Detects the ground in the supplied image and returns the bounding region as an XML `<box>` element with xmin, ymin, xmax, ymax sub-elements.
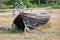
<box><xmin>0</xmin><ymin>9</ymin><xmax>60</xmax><ymax>40</ymax></box>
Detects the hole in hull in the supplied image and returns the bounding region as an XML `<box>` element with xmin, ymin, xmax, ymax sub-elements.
<box><xmin>13</xmin><ymin>14</ymin><xmax>25</xmax><ymax>31</ymax></box>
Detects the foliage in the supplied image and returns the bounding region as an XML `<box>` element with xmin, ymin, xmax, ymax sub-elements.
<box><xmin>0</xmin><ymin>0</ymin><xmax>60</xmax><ymax>9</ymax></box>
<box><xmin>52</xmin><ymin>5</ymin><xmax>60</xmax><ymax>9</ymax></box>
<box><xmin>1</xmin><ymin>4</ymin><xmax>13</xmax><ymax>9</ymax></box>
<box><xmin>9</xmin><ymin>26</ymin><xmax>23</xmax><ymax>33</ymax></box>
<box><xmin>38</xmin><ymin>4</ymin><xmax>48</xmax><ymax>8</ymax></box>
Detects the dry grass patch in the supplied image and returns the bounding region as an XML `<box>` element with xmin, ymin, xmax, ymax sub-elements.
<box><xmin>0</xmin><ymin>10</ymin><xmax>60</xmax><ymax>40</ymax></box>
<box><xmin>0</xmin><ymin>16</ymin><xmax>15</xmax><ymax>28</ymax></box>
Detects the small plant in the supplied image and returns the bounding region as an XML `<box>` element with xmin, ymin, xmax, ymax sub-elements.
<box><xmin>9</xmin><ymin>26</ymin><xmax>24</xmax><ymax>33</ymax></box>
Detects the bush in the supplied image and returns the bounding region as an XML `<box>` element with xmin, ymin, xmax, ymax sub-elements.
<box><xmin>52</xmin><ymin>5</ymin><xmax>60</xmax><ymax>9</ymax></box>
<box><xmin>49</xmin><ymin>3</ymin><xmax>55</xmax><ymax>6</ymax></box>
<box><xmin>25</xmin><ymin>2</ymin><xmax>34</xmax><ymax>8</ymax></box>
<box><xmin>38</xmin><ymin>4</ymin><xmax>48</xmax><ymax>8</ymax></box>
<box><xmin>1</xmin><ymin>4</ymin><xmax>13</xmax><ymax>9</ymax></box>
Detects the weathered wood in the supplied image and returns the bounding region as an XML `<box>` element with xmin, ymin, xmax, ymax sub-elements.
<box><xmin>13</xmin><ymin>12</ymin><xmax>50</xmax><ymax>32</ymax></box>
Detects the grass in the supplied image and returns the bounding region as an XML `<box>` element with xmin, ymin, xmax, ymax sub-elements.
<box><xmin>0</xmin><ymin>9</ymin><xmax>60</xmax><ymax>40</ymax></box>
<box><xmin>0</xmin><ymin>15</ymin><xmax>15</xmax><ymax>28</ymax></box>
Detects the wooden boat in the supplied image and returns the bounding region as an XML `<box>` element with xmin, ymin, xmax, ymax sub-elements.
<box><xmin>13</xmin><ymin>12</ymin><xmax>51</xmax><ymax>32</ymax></box>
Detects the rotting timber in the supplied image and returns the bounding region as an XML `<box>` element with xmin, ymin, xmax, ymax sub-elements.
<box><xmin>13</xmin><ymin>12</ymin><xmax>51</xmax><ymax>32</ymax></box>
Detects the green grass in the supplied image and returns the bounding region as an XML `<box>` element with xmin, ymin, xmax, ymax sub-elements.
<box><xmin>0</xmin><ymin>28</ymin><xmax>24</xmax><ymax>34</ymax></box>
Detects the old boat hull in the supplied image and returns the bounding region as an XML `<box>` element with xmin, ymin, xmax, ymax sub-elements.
<box><xmin>22</xmin><ymin>12</ymin><xmax>51</xmax><ymax>31</ymax></box>
<box><xmin>13</xmin><ymin>12</ymin><xmax>51</xmax><ymax>32</ymax></box>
